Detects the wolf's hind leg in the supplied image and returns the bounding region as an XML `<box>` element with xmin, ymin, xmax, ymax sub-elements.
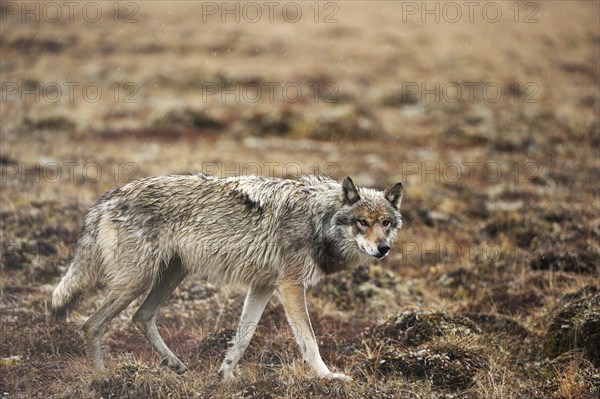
<box><xmin>132</xmin><ymin>256</ymin><xmax>187</xmax><ymax>373</ymax></box>
<box><xmin>83</xmin><ymin>288</ymin><xmax>143</xmax><ymax>370</ymax></box>
<box><xmin>218</xmin><ymin>286</ymin><xmax>275</xmax><ymax>380</ymax></box>
<box><xmin>277</xmin><ymin>280</ymin><xmax>350</xmax><ymax>381</ymax></box>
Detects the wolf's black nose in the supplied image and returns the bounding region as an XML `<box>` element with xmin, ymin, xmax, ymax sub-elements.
<box><xmin>378</xmin><ymin>243</ymin><xmax>390</xmax><ymax>255</ymax></box>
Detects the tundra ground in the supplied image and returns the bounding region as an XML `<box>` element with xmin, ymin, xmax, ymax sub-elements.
<box><xmin>1</xmin><ymin>2</ymin><xmax>599</xmax><ymax>398</ymax></box>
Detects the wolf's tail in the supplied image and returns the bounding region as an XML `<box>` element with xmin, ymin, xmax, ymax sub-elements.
<box><xmin>51</xmin><ymin>251</ymin><xmax>98</xmax><ymax>321</ymax></box>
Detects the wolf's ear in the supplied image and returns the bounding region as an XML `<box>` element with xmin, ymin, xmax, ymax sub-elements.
<box><xmin>385</xmin><ymin>182</ymin><xmax>403</xmax><ymax>210</ymax></box>
<box><xmin>342</xmin><ymin>176</ymin><xmax>360</xmax><ymax>205</ymax></box>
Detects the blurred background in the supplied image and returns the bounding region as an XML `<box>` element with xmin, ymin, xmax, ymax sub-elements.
<box><xmin>1</xmin><ymin>1</ymin><xmax>599</xmax><ymax>398</ymax></box>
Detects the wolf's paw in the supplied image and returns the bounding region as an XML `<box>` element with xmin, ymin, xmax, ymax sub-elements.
<box><xmin>161</xmin><ymin>357</ymin><xmax>188</xmax><ymax>374</ymax></box>
<box><xmin>217</xmin><ymin>366</ymin><xmax>236</xmax><ymax>381</ymax></box>
<box><xmin>323</xmin><ymin>372</ymin><xmax>352</xmax><ymax>381</ymax></box>
<box><xmin>172</xmin><ymin>363</ymin><xmax>188</xmax><ymax>374</ymax></box>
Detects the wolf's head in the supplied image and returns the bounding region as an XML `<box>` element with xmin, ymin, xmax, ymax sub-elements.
<box><xmin>333</xmin><ymin>176</ymin><xmax>403</xmax><ymax>260</ymax></box>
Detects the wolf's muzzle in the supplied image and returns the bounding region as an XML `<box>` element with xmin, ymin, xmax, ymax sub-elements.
<box><xmin>374</xmin><ymin>242</ymin><xmax>390</xmax><ymax>258</ymax></box>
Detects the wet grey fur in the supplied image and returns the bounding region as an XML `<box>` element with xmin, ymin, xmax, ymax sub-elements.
<box><xmin>52</xmin><ymin>174</ymin><xmax>403</xmax><ymax>380</ymax></box>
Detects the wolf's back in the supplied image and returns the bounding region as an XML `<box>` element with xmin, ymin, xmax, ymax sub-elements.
<box><xmin>51</xmin><ymin>174</ymin><xmax>335</xmax><ymax>319</ymax></box>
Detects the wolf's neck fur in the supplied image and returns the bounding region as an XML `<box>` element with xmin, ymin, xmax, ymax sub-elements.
<box><xmin>315</xmin><ymin>233</ymin><xmax>360</xmax><ymax>275</ymax></box>
<box><xmin>309</xmin><ymin>191</ymin><xmax>363</xmax><ymax>277</ymax></box>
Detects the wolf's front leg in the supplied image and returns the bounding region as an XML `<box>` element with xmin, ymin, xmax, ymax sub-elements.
<box><xmin>277</xmin><ymin>280</ymin><xmax>351</xmax><ymax>381</ymax></box>
<box><xmin>218</xmin><ymin>286</ymin><xmax>275</xmax><ymax>380</ymax></box>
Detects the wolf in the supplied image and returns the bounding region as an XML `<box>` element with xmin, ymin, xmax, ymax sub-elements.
<box><xmin>52</xmin><ymin>174</ymin><xmax>403</xmax><ymax>380</ymax></box>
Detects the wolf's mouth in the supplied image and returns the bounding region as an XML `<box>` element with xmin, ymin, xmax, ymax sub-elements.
<box><xmin>373</xmin><ymin>253</ymin><xmax>388</xmax><ymax>259</ymax></box>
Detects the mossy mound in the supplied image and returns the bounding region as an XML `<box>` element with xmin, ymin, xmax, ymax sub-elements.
<box><xmin>240</xmin><ymin>108</ymin><xmax>296</xmax><ymax>137</ymax></box>
<box><xmin>533</xmin><ymin>355</ymin><xmax>600</xmax><ymax>398</ymax></box>
<box><xmin>152</xmin><ymin>108</ymin><xmax>226</xmax><ymax>131</ymax></box>
<box><xmin>531</xmin><ymin>248</ymin><xmax>599</xmax><ymax>274</ymax></box>
<box><xmin>0</xmin><ymin>201</ymin><xmax>85</xmax><ymax>282</ymax></box>
<box><xmin>294</xmin><ymin>105</ymin><xmax>383</xmax><ymax>141</ymax></box>
<box><xmin>463</xmin><ymin>312</ymin><xmax>531</xmax><ymax>338</ymax></box>
<box><xmin>482</xmin><ymin>213</ymin><xmax>550</xmax><ymax>249</ymax></box>
<box><xmin>312</xmin><ymin>264</ymin><xmax>402</xmax><ymax>312</ymax></box>
<box><xmin>89</xmin><ymin>363</ymin><xmax>181</xmax><ymax>399</ymax></box>
<box><xmin>23</xmin><ymin>115</ymin><xmax>76</xmax><ymax>132</ymax></box>
<box><xmin>366</xmin><ymin>311</ymin><xmax>480</xmax><ymax>347</ymax></box>
<box><xmin>436</xmin><ymin>267</ymin><xmax>486</xmax><ymax>301</ymax></box>
<box><xmin>377</xmin><ymin>343</ymin><xmax>487</xmax><ymax>391</ymax></box>
<box><xmin>544</xmin><ymin>285</ymin><xmax>600</xmax><ymax>367</ymax></box>
<box><xmin>192</xmin><ymin>328</ymin><xmax>235</xmax><ymax>362</ymax></box>
<box><xmin>356</xmin><ymin>311</ymin><xmax>488</xmax><ymax>392</ymax></box>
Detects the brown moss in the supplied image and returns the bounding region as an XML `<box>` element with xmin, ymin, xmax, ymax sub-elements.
<box><xmin>471</xmin><ymin>283</ymin><xmax>544</xmax><ymax>315</ymax></box>
<box><xmin>544</xmin><ymin>286</ymin><xmax>600</xmax><ymax>367</ymax></box>
<box><xmin>463</xmin><ymin>313</ymin><xmax>530</xmax><ymax>339</ymax></box>
<box><xmin>238</xmin><ymin>108</ymin><xmax>296</xmax><ymax>137</ymax></box>
<box><xmin>376</xmin><ymin>344</ymin><xmax>488</xmax><ymax>391</ymax></box>
<box><xmin>153</xmin><ymin>108</ymin><xmax>227</xmax><ymax>131</ymax></box>
<box><xmin>435</xmin><ymin>267</ymin><xmax>490</xmax><ymax>301</ymax></box>
<box><xmin>482</xmin><ymin>214</ymin><xmax>551</xmax><ymax>250</ymax></box>
<box><xmin>1</xmin><ymin>2</ymin><xmax>599</xmax><ymax>398</ymax></box>
<box><xmin>293</xmin><ymin>105</ymin><xmax>383</xmax><ymax>141</ymax></box>
<box><xmin>354</xmin><ymin>311</ymin><xmax>489</xmax><ymax>391</ymax></box>
<box><xmin>531</xmin><ymin>249</ymin><xmax>599</xmax><ymax>274</ymax></box>
<box><xmin>23</xmin><ymin>115</ymin><xmax>77</xmax><ymax>132</ymax></box>
<box><xmin>88</xmin><ymin>363</ymin><xmax>182</xmax><ymax>399</ymax></box>
<box><xmin>311</xmin><ymin>264</ymin><xmax>402</xmax><ymax>312</ymax></box>
<box><xmin>365</xmin><ymin>311</ymin><xmax>480</xmax><ymax>347</ymax></box>
<box><xmin>192</xmin><ymin>328</ymin><xmax>235</xmax><ymax>363</ymax></box>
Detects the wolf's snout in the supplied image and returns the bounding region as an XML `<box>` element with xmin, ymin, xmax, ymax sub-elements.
<box><xmin>377</xmin><ymin>243</ymin><xmax>390</xmax><ymax>256</ymax></box>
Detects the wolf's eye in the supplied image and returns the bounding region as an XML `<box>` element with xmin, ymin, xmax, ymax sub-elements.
<box><xmin>358</xmin><ymin>219</ymin><xmax>369</xmax><ymax>227</ymax></box>
<box><xmin>382</xmin><ymin>220</ymin><xmax>390</xmax><ymax>227</ymax></box>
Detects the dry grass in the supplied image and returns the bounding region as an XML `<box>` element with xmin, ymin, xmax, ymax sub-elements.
<box><xmin>1</xmin><ymin>1</ymin><xmax>599</xmax><ymax>398</ymax></box>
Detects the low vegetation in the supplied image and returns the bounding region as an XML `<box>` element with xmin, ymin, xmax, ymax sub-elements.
<box><xmin>1</xmin><ymin>2</ymin><xmax>598</xmax><ymax>398</ymax></box>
